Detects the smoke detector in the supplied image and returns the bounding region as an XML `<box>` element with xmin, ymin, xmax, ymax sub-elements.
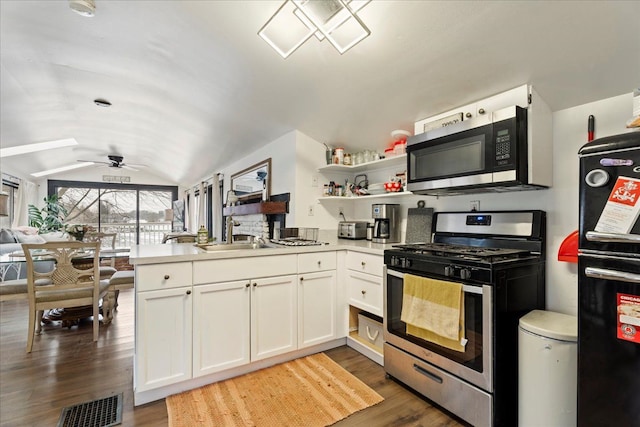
<box><xmin>69</xmin><ymin>0</ymin><xmax>96</xmax><ymax>17</ymax></box>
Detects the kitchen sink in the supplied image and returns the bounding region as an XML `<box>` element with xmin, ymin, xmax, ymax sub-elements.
<box><xmin>196</xmin><ymin>242</ymin><xmax>269</xmax><ymax>252</ymax></box>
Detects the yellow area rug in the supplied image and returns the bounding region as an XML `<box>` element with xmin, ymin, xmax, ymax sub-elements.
<box><xmin>166</xmin><ymin>352</ymin><xmax>384</xmax><ymax>426</ymax></box>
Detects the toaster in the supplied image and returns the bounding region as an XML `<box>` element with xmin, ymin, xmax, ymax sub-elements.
<box><xmin>338</xmin><ymin>221</ymin><xmax>368</xmax><ymax>240</ymax></box>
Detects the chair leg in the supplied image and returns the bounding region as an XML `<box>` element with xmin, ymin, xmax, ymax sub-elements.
<box><xmin>93</xmin><ymin>302</ymin><xmax>99</xmax><ymax>342</ymax></box>
<box><xmin>114</xmin><ymin>289</ymin><xmax>120</xmax><ymax>308</ymax></box>
<box><xmin>35</xmin><ymin>310</ymin><xmax>43</xmax><ymax>335</ymax></box>
<box><xmin>26</xmin><ymin>308</ymin><xmax>36</xmax><ymax>353</ymax></box>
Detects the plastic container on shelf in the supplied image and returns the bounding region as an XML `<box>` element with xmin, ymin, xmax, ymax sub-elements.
<box><xmin>394</xmin><ymin>140</ymin><xmax>407</xmax><ymax>155</ymax></box>
<box><xmin>384</xmin><ymin>147</ymin><xmax>395</xmax><ymax>158</ymax></box>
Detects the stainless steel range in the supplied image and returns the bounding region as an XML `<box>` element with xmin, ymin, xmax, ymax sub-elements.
<box><xmin>383</xmin><ymin>210</ymin><xmax>546</xmax><ymax>427</ymax></box>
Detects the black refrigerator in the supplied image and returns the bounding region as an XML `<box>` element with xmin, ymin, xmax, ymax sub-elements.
<box><xmin>578</xmin><ymin>132</ymin><xmax>640</xmax><ymax>426</ymax></box>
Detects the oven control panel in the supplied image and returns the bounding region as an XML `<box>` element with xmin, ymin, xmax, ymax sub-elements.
<box><xmin>445</xmin><ymin>264</ymin><xmax>473</xmax><ymax>280</ymax></box>
<box><xmin>386</xmin><ymin>253</ymin><xmax>492</xmax><ymax>284</ymax></box>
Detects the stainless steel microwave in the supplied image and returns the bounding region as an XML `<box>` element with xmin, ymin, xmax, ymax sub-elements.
<box><xmin>407</xmin><ymin>105</ymin><xmax>551</xmax><ymax>195</ymax></box>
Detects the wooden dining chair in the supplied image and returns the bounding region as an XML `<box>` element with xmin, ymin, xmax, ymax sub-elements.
<box><xmin>84</xmin><ymin>232</ymin><xmax>118</xmax><ymax>279</ymax></box>
<box><xmin>22</xmin><ymin>241</ymin><xmax>112</xmax><ymax>353</ymax></box>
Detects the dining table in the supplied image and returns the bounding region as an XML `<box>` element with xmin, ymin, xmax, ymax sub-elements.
<box><xmin>1</xmin><ymin>248</ymin><xmax>131</xmax><ymax>327</ymax></box>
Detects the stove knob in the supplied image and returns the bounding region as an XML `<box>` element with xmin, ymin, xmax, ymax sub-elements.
<box><xmin>401</xmin><ymin>258</ymin><xmax>411</xmax><ymax>268</ymax></box>
<box><xmin>444</xmin><ymin>266</ymin><xmax>453</xmax><ymax>277</ymax></box>
<box><xmin>460</xmin><ymin>268</ymin><xmax>471</xmax><ymax>280</ymax></box>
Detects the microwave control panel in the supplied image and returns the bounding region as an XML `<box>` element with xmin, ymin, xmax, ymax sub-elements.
<box><xmin>495</xmin><ymin>128</ymin><xmax>511</xmax><ymax>164</ymax></box>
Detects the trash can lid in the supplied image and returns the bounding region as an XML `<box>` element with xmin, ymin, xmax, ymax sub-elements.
<box><xmin>519</xmin><ymin>310</ymin><xmax>577</xmax><ymax>342</ymax></box>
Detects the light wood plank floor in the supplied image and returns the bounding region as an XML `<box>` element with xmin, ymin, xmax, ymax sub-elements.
<box><xmin>0</xmin><ymin>290</ymin><xmax>466</xmax><ymax>426</ymax></box>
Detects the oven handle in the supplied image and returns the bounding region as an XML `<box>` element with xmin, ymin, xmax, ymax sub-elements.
<box><xmin>386</xmin><ymin>268</ymin><xmax>483</xmax><ymax>294</ymax></box>
<box><xmin>585</xmin><ymin>267</ymin><xmax>640</xmax><ymax>284</ymax></box>
<box><xmin>413</xmin><ymin>364</ymin><xmax>443</xmax><ymax>384</ymax></box>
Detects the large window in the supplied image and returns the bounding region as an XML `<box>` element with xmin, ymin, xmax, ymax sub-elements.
<box><xmin>49</xmin><ymin>180</ymin><xmax>178</xmax><ymax>247</ymax></box>
<box><xmin>1</xmin><ymin>178</ymin><xmax>18</xmax><ymax>229</ymax></box>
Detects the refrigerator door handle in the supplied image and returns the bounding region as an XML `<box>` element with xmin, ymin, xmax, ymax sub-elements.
<box><xmin>586</xmin><ymin>231</ymin><xmax>640</xmax><ymax>243</ymax></box>
<box><xmin>585</xmin><ymin>266</ymin><xmax>640</xmax><ymax>284</ymax></box>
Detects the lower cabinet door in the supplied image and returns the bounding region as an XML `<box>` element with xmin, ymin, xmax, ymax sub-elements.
<box><xmin>298</xmin><ymin>270</ymin><xmax>337</xmax><ymax>348</ymax></box>
<box><xmin>251</xmin><ymin>275</ymin><xmax>298</xmax><ymax>361</ymax></box>
<box><xmin>193</xmin><ymin>280</ymin><xmax>251</xmax><ymax>377</ymax></box>
<box><xmin>135</xmin><ymin>286</ymin><xmax>192</xmax><ymax>392</ymax></box>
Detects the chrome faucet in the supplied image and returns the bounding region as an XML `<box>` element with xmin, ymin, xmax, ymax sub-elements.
<box><xmin>225</xmin><ymin>216</ymin><xmax>241</xmax><ymax>244</ymax></box>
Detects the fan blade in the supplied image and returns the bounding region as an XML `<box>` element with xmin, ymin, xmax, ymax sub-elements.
<box><xmin>77</xmin><ymin>159</ymin><xmax>108</xmax><ymax>165</ymax></box>
<box><xmin>125</xmin><ymin>163</ymin><xmax>147</xmax><ymax>168</ymax></box>
<box><xmin>121</xmin><ymin>165</ymin><xmax>139</xmax><ymax>172</ymax></box>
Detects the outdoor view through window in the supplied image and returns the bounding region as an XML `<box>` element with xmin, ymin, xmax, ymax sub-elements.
<box><xmin>57</xmin><ymin>186</ymin><xmax>174</xmax><ymax>247</ymax></box>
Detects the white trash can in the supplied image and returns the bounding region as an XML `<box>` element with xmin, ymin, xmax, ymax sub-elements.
<box><xmin>518</xmin><ymin>310</ymin><xmax>577</xmax><ymax>427</ymax></box>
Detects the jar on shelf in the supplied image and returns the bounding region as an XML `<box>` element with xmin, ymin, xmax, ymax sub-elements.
<box><xmin>343</xmin><ymin>153</ymin><xmax>352</xmax><ymax>166</ymax></box>
<box><xmin>197</xmin><ymin>225</ymin><xmax>208</xmax><ymax>244</ymax></box>
<box><xmin>333</xmin><ymin>148</ymin><xmax>344</xmax><ymax>164</ymax></box>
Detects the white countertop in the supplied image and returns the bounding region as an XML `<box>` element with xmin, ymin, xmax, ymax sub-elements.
<box><xmin>129</xmin><ymin>237</ymin><xmax>398</xmax><ymax>265</ymax></box>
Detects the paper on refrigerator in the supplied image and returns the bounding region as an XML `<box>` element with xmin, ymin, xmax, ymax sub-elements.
<box><xmin>595</xmin><ymin>176</ymin><xmax>640</xmax><ymax>234</ymax></box>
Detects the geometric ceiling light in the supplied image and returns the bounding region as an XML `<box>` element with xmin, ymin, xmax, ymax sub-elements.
<box><xmin>69</xmin><ymin>0</ymin><xmax>96</xmax><ymax>17</ymax></box>
<box><xmin>259</xmin><ymin>0</ymin><xmax>370</xmax><ymax>58</ymax></box>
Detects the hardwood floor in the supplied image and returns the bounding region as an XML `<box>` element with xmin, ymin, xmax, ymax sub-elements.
<box><xmin>0</xmin><ymin>291</ymin><xmax>466</xmax><ymax>427</ymax></box>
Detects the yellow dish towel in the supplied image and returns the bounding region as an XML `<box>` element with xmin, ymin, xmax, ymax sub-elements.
<box><xmin>400</xmin><ymin>274</ymin><xmax>466</xmax><ymax>352</ymax></box>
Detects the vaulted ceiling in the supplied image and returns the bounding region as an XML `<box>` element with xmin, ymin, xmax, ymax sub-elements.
<box><xmin>1</xmin><ymin>1</ymin><xmax>639</xmax><ymax>186</ymax></box>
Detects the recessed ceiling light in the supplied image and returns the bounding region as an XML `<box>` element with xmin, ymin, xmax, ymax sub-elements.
<box><xmin>31</xmin><ymin>162</ymin><xmax>94</xmax><ymax>178</ymax></box>
<box><xmin>69</xmin><ymin>0</ymin><xmax>96</xmax><ymax>17</ymax></box>
<box><xmin>94</xmin><ymin>98</ymin><xmax>111</xmax><ymax>107</ymax></box>
<box><xmin>0</xmin><ymin>138</ymin><xmax>78</xmax><ymax>158</ymax></box>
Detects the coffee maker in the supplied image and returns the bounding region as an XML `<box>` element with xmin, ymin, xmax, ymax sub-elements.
<box><xmin>372</xmin><ymin>204</ymin><xmax>401</xmax><ymax>243</ymax></box>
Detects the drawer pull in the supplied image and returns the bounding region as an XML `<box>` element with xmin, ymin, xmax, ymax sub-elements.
<box><xmin>361</xmin><ymin>261</ymin><xmax>366</xmax><ymax>267</ymax></box>
<box><xmin>413</xmin><ymin>364</ymin><xmax>443</xmax><ymax>384</ymax></box>
<box><xmin>317</xmin><ymin>261</ymin><xmax>321</xmax><ymax>267</ymax></box>
<box><xmin>186</xmin><ymin>290</ymin><xmax>191</xmax><ymax>295</ymax></box>
<box><xmin>361</xmin><ymin>290</ymin><xmax>366</xmax><ymax>295</ymax></box>
<box><xmin>300</xmin><ymin>277</ymin><xmax>304</xmax><ymax>282</ymax></box>
<box><xmin>366</xmin><ymin>326</ymin><xmax>379</xmax><ymax>342</ymax></box>
<box><xmin>164</xmin><ymin>275</ymin><xmax>170</xmax><ymax>280</ymax></box>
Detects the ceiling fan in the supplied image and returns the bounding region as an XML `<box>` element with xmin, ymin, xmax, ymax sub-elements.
<box><xmin>78</xmin><ymin>155</ymin><xmax>147</xmax><ymax>171</ymax></box>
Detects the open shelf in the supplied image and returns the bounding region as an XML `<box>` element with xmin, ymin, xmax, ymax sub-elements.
<box><xmin>222</xmin><ymin>201</ymin><xmax>287</xmax><ymax>216</ymax></box>
<box><xmin>318</xmin><ymin>154</ymin><xmax>406</xmax><ymax>173</ymax></box>
<box><xmin>318</xmin><ymin>191</ymin><xmax>412</xmax><ymax>201</ymax></box>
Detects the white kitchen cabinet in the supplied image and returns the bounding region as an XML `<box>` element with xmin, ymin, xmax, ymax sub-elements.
<box><xmin>414</xmin><ymin>84</ymin><xmax>530</xmax><ymax>134</ymax></box>
<box><xmin>135</xmin><ymin>263</ymin><xmax>193</xmax><ymax>393</ymax></box>
<box><xmin>193</xmin><ymin>280</ymin><xmax>250</xmax><ymax>377</ymax></box>
<box><xmin>344</xmin><ymin>250</ymin><xmax>384</xmax><ymax>365</ymax></box>
<box><xmin>297</xmin><ymin>252</ymin><xmax>338</xmax><ymax>349</ymax></box>
<box><xmin>251</xmin><ymin>274</ymin><xmax>298</xmax><ymax>361</ymax></box>
<box><xmin>135</xmin><ymin>286</ymin><xmax>192</xmax><ymax>392</ymax></box>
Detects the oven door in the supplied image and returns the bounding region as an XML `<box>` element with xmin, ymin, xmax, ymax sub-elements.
<box><xmin>383</xmin><ymin>267</ymin><xmax>493</xmax><ymax>392</ymax></box>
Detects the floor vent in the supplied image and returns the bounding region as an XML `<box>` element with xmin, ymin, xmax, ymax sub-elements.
<box><xmin>57</xmin><ymin>393</ymin><xmax>123</xmax><ymax>427</ymax></box>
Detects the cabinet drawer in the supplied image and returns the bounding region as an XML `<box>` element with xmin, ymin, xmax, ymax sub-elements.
<box><xmin>347</xmin><ymin>270</ymin><xmax>382</xmax><ymax>316</ymax></box>
<box><xmin>346</xmin><ymin>251</ymin><xmax>383</xmax><ymax>277</ymax></box>
<box><xmin>297</xmin><ymin>252</ymin><xmax>336</xmax><ymax>273</ymax></box>
<box><xmin>193</xmin><ymin>254</ymin><xmax>297</xmax><ymax>284</ymax></box>
<box><xmin>136</xmin><ymin>262</ymin><xmax>192</xmax><ymax>292</ymax></box>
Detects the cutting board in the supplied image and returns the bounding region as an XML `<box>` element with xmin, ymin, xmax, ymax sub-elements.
<box><xmin>405</xmin><ymin>207</ymin><xmax>434</xmax><ymax>244</ymax></box>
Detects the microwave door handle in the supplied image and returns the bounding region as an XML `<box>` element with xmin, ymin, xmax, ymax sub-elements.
<box><xmin>586</xmin><ymin>231</ymin><xmax>640</xmax><ymax>244</ymax></box>
<box><xmin>585</xmin><ymin>267</ymin><xmax>640</xmax><ymax>284</ymax></box>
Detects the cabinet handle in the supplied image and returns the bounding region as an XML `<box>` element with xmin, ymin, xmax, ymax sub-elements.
<box><xmin>465</xmin><ymin>112</ymin><xmax>472</xmax><ymax>118</ymax></box>
<box><xmin>300</xmin><ymin>277</ymin><xmax>304</xmax><ymax>282</ymax></box>
<box><xmin>361</xmin><ymin>290</ymin><xmax>366</xmax><ymax>295</ymax></box>
<box><xmin>253</xmin><ymin>282</ymin><xmax>257</xmax><ymax>287</ymax></box>
<box><xmin>186</xmin><ymin>290</ymin><xmax>191</xmax><ymax>295</ymax></box>
<box><xmin>317</xmin><ymin>261</ymin><xmax>321</xmax><ymax>267</ymax></box>
<box><xmin>245</xmin><ymin>283</ymin><xmax>250</xmax><ymax>288</ymax></box>
<box><xmin>361</xmin><ymin>261</ymin><xmax>366</xmax><ymax>267</ymax></box>
<box><xmin>478</xmin><ymin>108</ymin><xmax>485</xmax><ymax>114</ymax></box>
<box><xmin>164</xmin><ymin>275</ymin><xmax>170</xmax><ymax>280</ymax></box>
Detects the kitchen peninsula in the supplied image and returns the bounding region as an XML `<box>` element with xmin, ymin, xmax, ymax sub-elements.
<box><xmin>129</xmin><ymin>238</ymin><xmax>391</xmax><ymax>405</ymax></box>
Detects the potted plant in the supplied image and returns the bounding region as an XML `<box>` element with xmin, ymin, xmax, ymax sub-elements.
<box><xmin>28</xmin><ymin>194</ymin><xmax>68</xmax><ymax>233</ymax></box>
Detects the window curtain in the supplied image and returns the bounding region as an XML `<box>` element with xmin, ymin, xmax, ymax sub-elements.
<box><xmin>186</xmin><ymin>191</ymin><xmax>194</xmax><ymax>232</ymax></box>
<box><xmin>197</xmin><ymin>182</ymin><xmax>205</xmax><ymax>229</ymax></box>
<box><xmin>12</xmin><ymin>180</ymin><xmax>38</xmax><ymax>228</ymax></box>
<box><xmin>211</xmin><ymin>174</ymin><xmax>222</xmax><ymax>241</ymax></box>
